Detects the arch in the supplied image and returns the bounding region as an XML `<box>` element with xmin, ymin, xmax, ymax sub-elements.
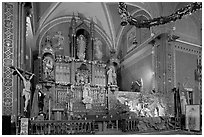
<box><xmin>102</xmin><ymin>3</ymin><xmax>115</xmax><ymax>49</ymax></box>
<box><xmin>36</xmin><ymin>2</ymin><xmax>114</xmax><ymax>49</ymax></box>
<box><xmin>116</xmin><ymin>8</ymin><xmax>153</xmax><ymax>53</ymax></box>
<box><xmin>38</xmin><ymin>2</ymin><xmax>61</xmax><ymax>31</ymax></box>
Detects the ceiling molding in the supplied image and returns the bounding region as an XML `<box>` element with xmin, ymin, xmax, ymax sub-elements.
<box><xmin>102</xmin><ymin>3</ymin><xmax>115</xmax><ymax>49</ymax></box>
<box><xmin>126</xmin><ymin>2</ymin><xmax>153</xmax><ymax>18</ymax></box>
<box><xmin>38</xmin><ymin>2</ymin><xmax>61</xmax><ymax>33</ymax></box>
<box><xmin>175</xmin><ymin>39</ymin><xmax>202</xmax><ymax>48</ymax></box>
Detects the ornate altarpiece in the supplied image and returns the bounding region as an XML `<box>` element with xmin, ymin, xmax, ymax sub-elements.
<box><xmin>35</xmin><ymin>15</ymin><xmax>114</xmax><ymax>120</ymax></box>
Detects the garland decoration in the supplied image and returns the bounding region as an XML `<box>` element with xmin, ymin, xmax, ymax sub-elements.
<box><xmin>55</xmin><ymin>55</ymin><xmax>106</xmax><ymax>67</ymax></box>
<box><xmin>118</xmin><ymin>2</ymin><xmax>202</xmax><ymax>28</ymax></box>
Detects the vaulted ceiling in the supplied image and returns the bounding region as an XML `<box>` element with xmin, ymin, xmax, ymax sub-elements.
<box><xmin>31</xmin><ymin>2</ymin><xmax>202</xmax><ymax>51</ymax></box>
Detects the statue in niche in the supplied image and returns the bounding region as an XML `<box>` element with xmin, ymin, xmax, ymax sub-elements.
<box><xmin>43</xmin><ymin>55</ymin><xmax>54</xmax><ymax>81</ymax></box>
<box><xmin>52</xmin><ymin>31</ymin><xmax>64</xmax><ymax>50</ymax></box>
<box><xmin>107</xmin><ymin>65</ymin><xmax>117</xmax><ymax>85</ymax></box>
<box><xmin>94</xmin><ymin>38</ymin><xmax>103</xmax><ymax>60</ymax></box>
<box><xmin>76</xmin><ymin>63</ymin><xmax>89</xmax><ymax>84</ymax></box>
<box><xmin>77</xmin><ymin>35</ymin><xmax>86</xmax><ymax>60</ymax></box>
<box><xmin>180</xmin><ymin>91</ymin><xmax>187</xmax><ymax>115</ymax></box>
<box><xmin>82</xmin><ymin>84</ymin><xmax>93</xmax><ymax>109</ymax></box>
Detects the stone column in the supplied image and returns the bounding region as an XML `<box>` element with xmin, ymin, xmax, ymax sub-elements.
<box><xmin>152</xmin><ymin>32</ymin><xmax>177</xmax><ymax>116</ymax></box>
<box><xmin>3</xmin><ymin>2</ymin><xmax>16</xmax><ymax>116</ymax></box>
<box><xmin>70</xmin><ymin>15</ymin><xmax>77</xmax><ymax>84</ymax></box>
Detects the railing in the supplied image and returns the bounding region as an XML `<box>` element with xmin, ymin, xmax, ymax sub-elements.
<box><xmin>30</xmin><ymin>120</ymin><xmax>95</xmax><ymax>135</ymax></box>
<box><xmin>121</xmin><ymin>117</ymin><xmax>172</xmax><ymax>132</ymax></box>
<box><xmin>121</xmin><ymin>119</ymin><xmax>139</xmax><ymax>132</ymax></box>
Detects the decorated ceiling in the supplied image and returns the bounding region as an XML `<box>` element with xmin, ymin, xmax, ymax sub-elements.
<box><xmin>31</xmin><ymin>2</ymin><xmax>202</xmax><ymax>54</ymax></box>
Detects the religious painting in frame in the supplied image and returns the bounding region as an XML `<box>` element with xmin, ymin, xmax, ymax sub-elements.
<box><xmin>185</xmin><ymin>104</ymin><xmax>200</xmax><ymax>131</ymax></box>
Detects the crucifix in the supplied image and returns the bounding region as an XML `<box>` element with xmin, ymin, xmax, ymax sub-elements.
<box><xmin>11</xmin><ymin>66</ymin><xmax>35</xmax><ymax>113</ymax></box>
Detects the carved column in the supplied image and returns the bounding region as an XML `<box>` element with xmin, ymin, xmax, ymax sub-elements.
<box><xmin>90</xmin><ymin>20</ymin><xmax>94</xmax><ymax>61</ymax></box>
<box><xmin>90</xmin><ymin>20</ymin><xmax>95</xmax><ymax>85</ymax></box>
<box><xmin>70</xmin><ymin>14</ymin><xmax>77</xmax><ymax>84</ymax></box>
<box><xmin>3</xmin><ymin>2</ymin><xmax>15</xmax><ymax>116</ymax></box>
<box><xmin>153</xmin><ymin>33</ymin><xmax>176</xmax><ymax>116</ymax></box>
<box><xmin>165</xmin><ymin>35</ymin><xmax>176</xmax><ymax>116</ymax></box>
<box><xmin>70</xmin><ymin>14</ymin><xmax>76</xmax><ymax>58</ymax></box>
<box><xmin>2</xmin><ymin>2</ymin><xmax>27</xmax><ymax>123</ymax></box>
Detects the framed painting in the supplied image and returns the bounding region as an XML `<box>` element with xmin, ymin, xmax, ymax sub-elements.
<box><xmin>185</xmin><ymin>104</ymin><xmax>201</xmax><ymax>131</ymax></box>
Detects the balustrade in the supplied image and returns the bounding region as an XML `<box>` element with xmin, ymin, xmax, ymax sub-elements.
<box><xmin>121</xmin><ymin>118</ymin><xmax>139</xmax><ymax>132</ymax></box>
<box><xmin>121</xmin><ymin>117</ymin><xmax>172</xmax><ymax>132</ymax></box>
<box><xmin>30</xmin><ymin>120</ymin><xmax>95</xmax><ymax>135</ymax></box>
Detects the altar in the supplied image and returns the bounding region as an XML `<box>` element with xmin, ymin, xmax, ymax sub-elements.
<box><xmin>31</xmin><ymin>14</ymin><xmax>119</xmax><ymax>121</ymax></box>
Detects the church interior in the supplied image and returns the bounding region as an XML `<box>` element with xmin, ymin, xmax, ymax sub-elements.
<box><xmin>2</xmin><ymin>2</ymin><xmax>202</xmax><ymax>135</ymax></box>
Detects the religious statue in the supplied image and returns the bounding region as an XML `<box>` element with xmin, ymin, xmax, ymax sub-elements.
<box><xmin>107</xmin><ymin>65</ymin><xmax>117</xmax><ymax>85</ymax></box>
<box><xmin>43</xmin><ymin>55</ymin><xmax>54</xmax><ymax>81</ymax></box>
<box><xmin>94</xmin><ymin>38</ymin><xmax>103</xmax><ymax>60</ymax></box>
<box><xmin>82</xmin><ymin>84</ymin><xmax>93</xmax><ymax>109</ymax></box>
<box><xmin>38</xmin><ymin>86</ymin><xmax>46</xmax><ymax>113</ymax></box>
<box><xmin>131</xmin><ymin>79</ymin><xmax>143</xmax><ymax>92</ymax></box>
<box><xmin>180</xmin><ymin>91</ymin><xmax>187</xmax><ymax>115</ymax></box>
<box><xmin>67</xmin><ymin>85</ymin><xmax>74</xmax><ymax>114</ymax></box>
<box><xmin>31</xmin><ymin>84</ymin><xmax>46</xmax><ymax>118</ymax></box>
<box><xmin>157</xmin><ymin>102</ymin><xmax>165</xmax><ymax>116</ymax></box>
<box><xmin>14</xmin><ymin>67</ymin><xmax>34</xmax><ymax>112</ymax></box>
<box><xmin>77</xmin><ymin>35</ymin><xmax>86</xmax><ymax>60</ymax></box>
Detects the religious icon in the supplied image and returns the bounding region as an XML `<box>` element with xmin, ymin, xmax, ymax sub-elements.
<box><xmin>77</xmin><ymin>35</ymin><xmax>86</xmax><ymax>60</ymax></box>
<box><xmin>82</xmin><ymin>84</ymin><xmax>93</xmax><ymax>109</ymax></box>
<box><xmin>43</xmin><ymin>55</ymin><xmax>54</xmax><ymax>81</ymax></box>
<box><xmin>14</xmin><ymin>67</ymin><xmax>35</xmax><ymax>112</ymax></box>
<box><xmin>107</xmin><ymin>65</ymin><xmax>117</xmax><ymax>85</ymax></box>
